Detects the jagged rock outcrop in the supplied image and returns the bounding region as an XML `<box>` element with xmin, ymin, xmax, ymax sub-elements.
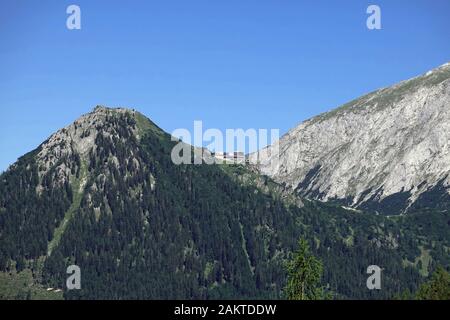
<box><xmin>29</xmin><ymin>106</ymin><xmax>144</xmax><ymax>193</ymax></box>
<box><xmin>250</xmin><ymin>62</ymin><xmax>450</xmax><ymax>214</ymax></box>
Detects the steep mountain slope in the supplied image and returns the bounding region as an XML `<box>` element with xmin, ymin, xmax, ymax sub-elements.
<box><xmin>0</xmin><ymin>106</ymin><xmax>448</xmax><ymax>300</ymax></box>
<box><xmin>250</xmin><ymin>63</ymin><xmax>450</xmax><ymax>215</ymax></box>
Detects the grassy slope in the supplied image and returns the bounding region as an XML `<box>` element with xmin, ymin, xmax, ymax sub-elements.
<box><xmin>0</xmin><ymin>270</ymin><xmax>63</xmax><ymax>300</ymax></box>
<box><xmin>47</xmin><ymin>161</ymin><xmax>87</xmax><ymax>256</ymax></box>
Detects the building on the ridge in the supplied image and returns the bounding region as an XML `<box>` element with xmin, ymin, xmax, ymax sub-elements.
<box><xmin>210</xmin><ymin>151</ymin><xmax>247</xmax><ymax>164</ymax></box>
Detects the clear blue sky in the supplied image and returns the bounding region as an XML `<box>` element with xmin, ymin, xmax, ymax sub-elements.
<box><xmin>1</xmin><ymin>0</ymin><xmax>449</xmax><ymax>172</ymax></box>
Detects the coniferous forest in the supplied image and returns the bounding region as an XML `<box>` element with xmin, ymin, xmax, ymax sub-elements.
<box><xmin>0</xmin><ymin>109</ymin><xmax>449</xmax><ymax>300</ymax></box>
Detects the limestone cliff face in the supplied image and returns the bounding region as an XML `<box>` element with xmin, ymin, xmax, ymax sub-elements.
<box><xmin>250</xmin><ymin>63</ymin><xmax>450</xmax><ymax>214</ymax></box>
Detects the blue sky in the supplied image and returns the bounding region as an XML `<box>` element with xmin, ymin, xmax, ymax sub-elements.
<box><xmin>1</xmin><ymin>0</ymin><xmax>449</xmax><ymax>172</ymax></box>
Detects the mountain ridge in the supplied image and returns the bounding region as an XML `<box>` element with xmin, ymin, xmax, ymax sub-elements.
<box><xmin>1</xmin><ymin>65</ymin><xmax>449</xmax><ymax>300</ymax></box>
<box><xmin>250</xmin><ymin>62</ymin><xmax>450</xmax><ymax>215</ymax></box>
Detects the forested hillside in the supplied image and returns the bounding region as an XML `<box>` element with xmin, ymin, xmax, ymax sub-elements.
<box><xmin>1</xmin><ymin>107</ymin><xmax>449</xmax><ymax>299</ymax></box>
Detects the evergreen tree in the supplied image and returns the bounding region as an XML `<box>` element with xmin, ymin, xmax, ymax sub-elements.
<box><xmin>284</xmin><ymin>238</ymin><xmax>327</xmax><ymax>300</ymax></box>
<box><xmin>416</xmin><ymin>266</ymin><xmax>450</xmax><ymax>300</ymax></box>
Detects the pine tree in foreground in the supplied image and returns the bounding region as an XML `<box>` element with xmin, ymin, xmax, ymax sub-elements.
<box><xmin>416</xmin><ymin>266</ymin><xmax>450</xmax><ymax>300</ymax></box>
<box><xmin>284</xmin><ymin>238</ymin><xmax>328</xmax><ymax>300</ymax></box>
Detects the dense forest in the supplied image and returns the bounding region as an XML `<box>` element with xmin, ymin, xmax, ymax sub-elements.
<box><xmin>0</xmin><ymin>109</ymin><xmax>449</xmax><ymax>299</ymax></box>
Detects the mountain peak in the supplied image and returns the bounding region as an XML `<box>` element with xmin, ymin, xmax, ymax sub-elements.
<box><xmin>92</xmin><ymin>105</ymin><xmax>135</xmax><ymax>114</ymax></box>
<box><xmin>31</xmin><ymin>106</ymin><xmax>141</xmax><ymax>185</ymax></box>
<box><xmin>29</xmin><ymin>105</ymin><xmax>165</xmax><ymax>190</ymax></box>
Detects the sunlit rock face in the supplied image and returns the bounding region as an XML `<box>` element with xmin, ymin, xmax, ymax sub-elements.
<box><xmin>31</xmin><ymin>106</ymin><xmax>140</xmax><ymax>192</ymax></box>
<box><xmin>250</xmin><ymin>63</ymin><xmax>450</xmax><ymax>214</ymax></box>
